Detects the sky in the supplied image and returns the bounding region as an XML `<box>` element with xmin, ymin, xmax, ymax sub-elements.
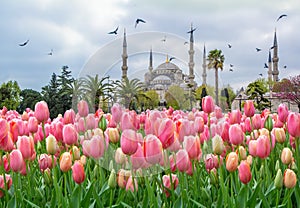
<box><xmin>1</xmin><ymin>0</ymin><xmax>299</xmax><ymax>92</ymax></box>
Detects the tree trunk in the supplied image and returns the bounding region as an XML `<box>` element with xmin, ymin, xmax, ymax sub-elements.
<box><xmin>215</xmin><ymin>68</ymin><xmax>219</xmax><ymax>106</ymax></box>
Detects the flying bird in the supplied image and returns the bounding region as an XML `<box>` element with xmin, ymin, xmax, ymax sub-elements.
<box><xmin>108</xmin><ymin>26</ymin><xmax>119</xmax><ymax>35</ymax></box>
<box><xmin>169</xmin><ymin>57</ymin><xmax>176</xmax><ymax>61</ymax></box>
<box><xmin>229</xmin><ymin>69</ymin><xmax>233</xmax><ymax>72</ymax></box>
<box><xmin>47</xmin><ymin>49</ymin><xmax>53</xmax><ymax>56</ymax></box>
<box><xmin>283</xmin><ymin>65</ymin><xmax>287</xmax><ymax>69</ymax></box>
<box><xmin>161</xmin><ymin>36</ymin><xmax>166</xmax><ymax>42</ymax></box>
<box><xmin>187</xmin><ymin>27</ymin><xmax>196</xmax><ymax>34</ymax></box>
<box><xmin>259</xmin><ymin>73</ymin><xmax>263</xmax><ymax>77</ymax></box>
<box><xmin>19</xmin><ymin>39</ymin><xmax>29</xmax><ymax>47</ymax></box>
<box><xmin>264</xmin><ymin>63</ymin><xmax>268</xmax><ymax>68</ymax></box>
<box><xmin>228</xmin><ymin>44</ymin><xmax>232</xmax><ymax>48</ymax></box>
<box><xmin>256</xmin><ymin>48</ymin><xmax>262</xmax><ymax>52</ymax></box>
<box><xmin>135</xmin><ymin>18</ymin><xmax>146</xmax><ymax>28</ymax></box>
<box><xmin>277</xmin><ymin>14</ymin><xmax>287</xmax><ymax>21</ymax></box>
<box><xmin>229</xmin><ymin>64</ymin><xmax>234</xmax><ymax>67</ymax></box>
<box><xmin>270</xmin><ymin>45</ymin><xmax>275</xmax><ymax>50</ymax></box>
<box><xmin>184</xmin><ymin>41</ymin><xmax>188</xmax><ymax>45</ymax></box>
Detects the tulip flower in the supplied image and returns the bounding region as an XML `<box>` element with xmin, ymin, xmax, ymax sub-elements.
<box><xmin>28</xmin><ymin>117</ymin><xmax>38</xmax><ymax>134</ymax></box>
<box><xmin>194</xmin><ymin>116</ymin><xmax>204</xmax><ymax>134</ymax></box>
<box><xmin>0</xmin><ymin>119</ymin><xmax>9</xmax><ymax>141</ymax></box>
<box><xmin>256</xmin><ymin>135</ymin><xmax>271</xmax><ymax>159</ymax></box>
<box><xmin>0</xmin><ymin>174</ymin><xmax>12</xmax><ymax>198</ymax></box>
<box><xmin>72</xmin><ymin>160</ymin><xmax>85</xmax><ymax>184</ymax></box>
<box><xmin>63</xmin><ymin>124</ymin><xmax>78</xmax><ymax>145</ymax></box>
<box><xmin>244</xmin><ymin>100</ymin><xmax>255</xmax><ymax>117</ymax></box>
<box><xmin>120</xmin><ymin>129</ymin><xmax>138</xmax><ymax>156</ymax></box>
<box><xmin>111</xmin><ymin>103</ymin><xmax>123</xmax><ymax>124</ymax></box>
<box><xmin>46</xmin><ymin>134</ymin><xmax>58</xmax><ymax>155</ymax></box>
<box><xmin>229</xmin><ymin>124</ymin><xmax>244</xmax><ymax>145</ymax></box>
<box><xmin>264</xmin><ymin>115</ymin><xmax>273</xmax><ymax>131</ymax></box>
<box><xmin>283</xmin><ymin>169</ymin><xmax>297</xmax><ymax>188</ymax></box>
<box><xmin>281</xmin><ymin>147</ymin><xmax>293</xmax><ymax>165</ymax></box>
<box><xmin>9</xmin><ymin>149</ymin><xmax>24</xmax><ymax>172</ymax></box>
<box><xmin>252</xmin><ymin>114</ymin><xmax>262</xmax><ymax>130</ymax></box>
<box><xmin>60</xmin><ymin>152</ymin><xmax>72</xmax><ymax>172</ymax></box>
<box><xmin>77</xmin><ymin>100</ymin><xmax>89</xmax><ymax>117</ymax></box>
<box><xmin>226</xmin><ymin>152</ymin><xmax>238</xmax><ymax>172</ymax></box>
<box><xmin>175</xmin><ymin>149</ymin><xmax>190</xmax><ymax>172</ymax></box>
<box><xmin>212</xmin><ymin>134</ymin><xmax>225</xmax><ymax>155</ymax></box>
<box><xmin>229</xmin><ymin>110</ymin><xmax>242</xmax><ymax>124</ymax></box>
<box><xmin>202</xmin><ymin>96</ymin><xmax>215</xmax><ymax>114</ymax></box>
<box><xmin>183</xmin><ymin>135</ymin><xmax>201</xmax><ymax>160</ymax></box>
<box><xmin>117</xmin><ymin>169</ymin><xmax>130</xmax><ymax>189</ymax></box>
<box><xmin>162</xmin><ymin>174</ymin><xmax>179</xmax><ymax>197</ymax></box>
<box><xmin>143</xmin><ymin>134</ymin><xmax>163</xmax><ymax>165</ymax></box>
<box><xmin>115</xmin><ymin>147</ymin><xmax>127</xmax><ymax>165</ymax></box>
<box><xmin>126</xmin><ymin>176</ymin><xmax>138</xmax><ymax>192</ymax></box>
<box><xmin>105</xmin><ymin>128</ymin><xmax>120</xmax><ymax>143</ymax></box>
<box><xmin>34</xmin><ymin>101</ymin><xmax>50</xmax><ymax>123</ymax></box>
<box><xmin>131</xmin><ymin>143</ymin><xmax>147</xmax><ymax>169</ymax></box>
<box><xmin>17</xmin><ymin>135</ymin><xmax>36</xmax><ymax>161</ymax></box>
<box><xmin>277</xmin><ymin>103</ymin><xmax>289</xmax><ymax>123</ymax></box>
<box><xmin>157</xmin><ymin>118</ymin><xmax>175</xmax><ymax>149</ymax></box>
<box><xmin>287</xmin><ymin>112</ymin><xmax>300</xmax><ymax>138</ymax></box>
<box><xmin>238</xmin><ymin>161</ymin><xmax>252</xmax><ymax>184</ymax></box>
<box><xmin>272</xmin><ymin>128</ymin><xmax>286</xmax><ymax>143</ymax></box>
<box><xmin>38</xmin><ymin>154</ymin><xmax>52</xmax><ymax>172</ymax></box>
<box><xmin>82</xmin><ymin>135</ymin><xmax>106</xmax><ymax>159</ymax></box>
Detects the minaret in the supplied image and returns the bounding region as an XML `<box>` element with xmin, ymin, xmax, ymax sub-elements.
<box><xmin>121</xmin><ymin>28</ymin><xmax>128</xmax><ymax>80</ymax></box>
<box><xmin>148</xmin><ymin>48</ymin><xmax>153</xmax><ymax>72</ymax></box>
<box><xmin>202</xmin><ymin>44</ymin><xmax>207</xmax><ymax>85</ymax></box>
<box><xmin>188</xmin><ymin>24</ymin><xmax>195</xmax><ymax>87</ymax></box>
<box><xmin>267</xmin><ymin>50</ymin><xmax>272</xmax><ymax>83</ymax></box>
<box><xmin>272</xmin><ymin>29</ymin><xmax>279</xmax><ymax>82</ymax></box>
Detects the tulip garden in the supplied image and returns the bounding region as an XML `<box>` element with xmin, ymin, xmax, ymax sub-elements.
<box><xmin>0</xmin><ymin>96</ymin><xmax>300</xmax><ymax>207</ymax></box>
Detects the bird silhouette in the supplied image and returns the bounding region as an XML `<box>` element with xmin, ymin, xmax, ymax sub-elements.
<box><xmin>169</xmin><ymin>57</ymin><xmax>176</xmax><ymax>61</ymax></box>
<box><xmin>283</xmin><ymin>65</ymin><xmax>287</xmax><ymax>69</ymax></box>
<box><xmin>228</xmin><ymin>44</ymin><xmax>232</xmax><ymax>48</ymax></box>
<box><xmin>161</xmin><ymin>36</ymin><xmax>166</xmax><ymax>42</ymax></box>
<box><xmin>135</xmin><ymin>18</ymin><xmax>146</xmax><ymax>28</ymax></box>
<box><xmin>277</xmin><ymin>14</ymin><xmax>287</xmax><ymax>21</ymax></box>
<box><xmin>184</xmin><ymin>41</ymin><xmax>188</xmax><ymax>45</ymax></box>
<box><xmin>47</xmin><ymin>49</ymin><xmax>53</xmax><ymax>56</ymax></box>
<box><xmin>270</xmin><ymin>45</ymin><xmax>275</xmax><ymax>50</ymax></box>
<box><xmin>256</xmin><ymin>48</ymin><xmax>262</xmax><ymax>52</ymax></box>
<box><xmin>230</xmin><ymin>64</ymin><xmax>234</xmax><ymax>67</ymax></box>
<box><xmin>259</xmin><ymin>73</ymin><xmax>263</xmax><ymax>76</ymax></box>
<box><xmin>264</xmin><ymin>63</ymin><xmax>268</xmax><ymax>68</ymax></box>
<box><xmin>108</xmin><ymin>26</ymin><xmax>119</xmax><ymax>35</ymax></box>
<box><xmin>229</xmin><ymin>69</ymin><xmax>233</xmax><ymax>72</ymax></box>
<box><xmin>19</xmin><ymin>39</ymin><xmax>29</xmax><ymax>46</ymax></box>
<box><xmin>187</xmin><ymin>27</ymin><xmax>196</xmax><ymax>34</ymax></box>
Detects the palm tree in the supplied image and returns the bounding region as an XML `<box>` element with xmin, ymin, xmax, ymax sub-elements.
<box><xmin>115</xmin><ymin>77</ymin><xmax>148</xmax><ymax>110</ymax></box>
<box><xmin>82</xmin><ymin>75</ymin><xmax>113</xmax><ymax>112</ymax></box>
<box><xmin>64</xmin><ymin>78</ymin><xmax>85</xmax><ymax>111</ymax></box>
<box><xmin>207</xmin><ymin>49</ymin><xmax>225</xmax><ymax>106</ymax></box>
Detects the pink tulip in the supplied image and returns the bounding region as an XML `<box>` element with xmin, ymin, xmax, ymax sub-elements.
<box><xmin>194</xmin><ymin>116</ymin><xmax>204</xmax><ymax>134</ymax></box>
<box><xmin>111</xmin><ymin>103</ymin><xmax>123</xmax><ymax>124</ymax></box>
<box><xmin>38</xmin><ymin>154</ymin><xmax>52</xmax><ymax>172</ymax></box>
<box><xmin>277</xmin><ymin>103</ymin><xmax>289</xmax><ymax>123</ymax></box>
<box><xmin>115</xmin><ymin>148</ymin><xmax>127</xmax><ymax>165</ymax></box>
<box><xmin>9</xmin><ymin>149</ymin><xmax>24</xmax><ymax>172</ymax></box>
<box><xmin>281</xmin><ymin>148</ymin><xmax>293</xmax><ymax>165</ymax></box>
<box><xmin>125</xmin><ymin>176</ymin><xmax>138</xmax><ymax>192</ymax></box>
<box><xmin>272</xmin><ymin>128</ymin><xmax>286</xmax><ymax>143</ymax></box>
<box><xmin>77</xmin><ymin>100</ymin><xmax>89</xmax><ymax>117</ymax></box>
<box><xmin>131</xmin><ymin>143</ymin><xmax>147</xmax><ymax>169</ymax></box>
<box><xmin>183</xmin><ymin>135</ymin><xmax>201</xmax><ymax>160</ymax></box>
<box><xmin>59</xmin><ymin>152</ymin><xmax>72</xmax><ymax>172</ymax></box>
<box><xmin>82</xmin><ymin>135</ymin><xmax>106</xmax><ymax>159</ymax></box>
<box><xmin>64</xmin><ymin>109</ymin><xmax>75</xmax><ymax>124</ymax></box>
<box><xmin>63</xmin><ymin>124</ymin><xmax>78</xmax><ymax>145</ymax></box>
<box><xmin>105</xmin><ymin>128</ymin><xmax>120</xmax><ymax>143</ymax></box>
<box><xmin>120</xmin><ymin>129</ymin><xmax>138</xmax><ymax>155</ymax></box>
<box><xmin>202</xmin><ymin>96</ymin><xmax>215</xmax><ymax>114</ymax></box>
<box><xmin>252</xmin><ymin>114</ymin><xmax>262</xmax><ymax>130</ymax></box>
<box><xmin>287</xmin><ymin>112</ymin><xmax>300</xmax><ymax>138</ymax></box>
<box><xmin>229</xmin><ymin>124</ymin><xmax>244</xmax><ymax>145</ymax></box>
<box><xmin>283</xmin><ymin>169</ymin><xmax>297</xmax><ymax>188</ymax></box>
<box><xmin>243</xmin><ymin>117</ymin><xmax>252</xmax><ymax>133</ymax></box>
<box><xmin>145</xmin><ymin>110</ymin><xmax>162</xmax><ymax>135</ymax></box>
<box><xmin>28</xmin><ymin>117</ymin><xmax>38</xmax><ymax>133</ymax></box>
<box><xmin>72</xmin><ymin>161</ymin><xmax>85</xmax><ymax>184</ymax></box>
<box><xmin>256</xmin><ymin>135</ymin><xmax>271</xmax><ymax>159</ymax></box>
<box><xmin>0</xmin><ymin>119</ymin><xmax>9</xmax><ymax>141</ymax></box>
<box><xmin>157</xmin><ymin>118</ymin><xmax>175</xmax><ymax>149</ymax></box>
<box><xmin>244</xmin><ymin>100</ymin><xmax>255</xmax><ymax>117</ymax></box>
<box><xmin>86</xmin><ymin>114</ymin><xmax>96</xmax><ymax>130</ymax></box>
<box><xmin>162</xmin><ymin>174</ymin><xmax>179</xmax><ymax>197</ymax></box>
<box><xmin>77</xmin><ymin>117</ymin><xmax>86</xmax><ymax>133</ymax></box>
<box><xmin>176</xmin><ymin>149</ymin><xmax>190</xmax><ymax>172</ymax></box>
<box><xmin>143</xmin><ymin>134</ymin><xmax>163</xmax><ymax>164</ymax></box>
<box><xmin>226</xmin><ymin>152</ymin><xmax>238</xmax><ymax>172</ymax></box>
<box><xmin>17</xmin><ymin>135</ymin><xmax>36</xmax><ymax>160</ymax></box>
<box><xmin>120</xmin><ymin>111</ymin><xmax>139</xmax><ymax>131</ymax></box>
<box><xmin>229</xmin><ymin>110</ymin><xmax>242</xmax><ymax>124</ymax></box>
<box><xmin>238</xmin><ymin>161</ymin><xmax>252</xmax><ymax>184</ymax></box>
<box><xmin>34</xmin><ymin>101</ymin><xmax>50</xmax><ymax>123</ymax></box>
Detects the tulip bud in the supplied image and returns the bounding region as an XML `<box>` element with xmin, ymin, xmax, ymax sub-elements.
<box><xmin>275</xmin><ymin>160</ymin><xmax>280</xmax><ymax>172</ymax></box>
<box><xmin>226</xmin><ymin>152</ymin><xmax>238</xmax><ymax>172</ymax></box>
<box><xmin>272</xmin><ymin>128</ymin><xmax>286</xmax><ymax>143</ymax></box>
<box><xmin>60</xmin><ymin>152</ymin><xmax>72</xmax><ymax>172</ymax></box>
<box><xmin>212</xmin><ymin>134</ymin><xmax>225</xmax><ymax>155</ymax></box>
<box><xmin>283</xmin><ymin>169</ymin><xmax>297</xmax><ymax>188</ymax></box>
<box><xmin>72</xmin><ymin>161</ymin><xmax>85</xmax><ymax>184</ymax></box>
<box><xmin>264</xmin><ymin>115</ymin><xmax>273</xmax><ymax>131</ymax></box>
<box><xmin>77</xmin><ymin>100</ymin><xmax>89</xmax><ymax>117</ymax></box>
<box><xmin>34</xmin><ymin>101</ymin><xmax>50</xmax><ymax>123</ymax></box>
<box><xmin>209</xmin><ymin>168</ymin><xmax>218</xmax><ymax>185</ymax></box>
<box><xmin>238</xmin><ymin>146</ymin><xmax>247</xmax><ymax>160</ymax></box>
<box><xmin>98</xmin><ymin>115</ymin><xmax>107</xmax><ymax>131</ymax></box>
<box><xmin>108</xmin><ymin>169</ymin><xmax>117</xmax><ymax>188</ymax></box>
<box><xmin>46</xmin><ymin>134</ymin><xmax>58</xmax><ymax>155</ymax></box>
<box><xmin>244</xmin><ymin>100</ymin><xmax>255</xmax><ymax>117</ymax></box>
<box><xmin>238</xmin><ymin>161</ymin><xmax>252</xmax><ymax>184</ymax></box>
<box><xmin>202</xmin><ymin>96</ymin><xmax>215</xmax><ymax>114</ymax></box>
<box><xmin>43</xmin><ymin>168</ymin><xmax>52</xmax><ymax>185</ymax></box>
<box><xmin>274</xmin><ymin>169</ymin><xmax>283</xmax><ymax>189</ymax></box>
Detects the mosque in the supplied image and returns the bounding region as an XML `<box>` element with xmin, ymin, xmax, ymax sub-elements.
<box><xmin>120</xmin><ymin>25</ymin><xmax>281</xmax><ymax>107</ymax></box>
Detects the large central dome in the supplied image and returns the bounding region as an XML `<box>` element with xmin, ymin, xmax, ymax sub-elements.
<box><xmin>155</xmin><ymin>62</ymin><xmax>181</xmax><ymax>72</ymax></box>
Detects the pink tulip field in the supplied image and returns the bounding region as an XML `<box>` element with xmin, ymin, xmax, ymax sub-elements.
<box><xmin>1</xmin><ymin>96</ymin><xmax>300</xmax><ymax>207</ymax></box>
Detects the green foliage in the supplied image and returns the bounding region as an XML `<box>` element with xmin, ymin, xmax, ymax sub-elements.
<box><xmin>165</xmin><ymin>85</ymin><xmax>189</xmax><ymax>110</ymax></box>
<box><xmin>139</xmin><ymin>90</ymin><xmax>159</xmax><ymax>110</ymax></box>
<box><xmin>18</xmin><ymin>89</ymin><xmax>43</xmax><ymax>113</ymax></box>
<box><xmin>246</xmin><ymin>78</ymin><xmax>271</xmax><ymax>111</ymax></box>
<box><xmin>58</xmin><ymin>66</ymin><xmax>74</xmax><ymax>113</ymax></box>
<box><xmin>0</xmin><ymin>80</ymin><xmax>21</xmax><ymax>110</ymax></box>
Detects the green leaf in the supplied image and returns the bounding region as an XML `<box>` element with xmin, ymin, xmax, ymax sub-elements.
<box><xmin>173</xmin><ymin>196</ymin><xmax>182</xmax><ymax>208</ymax></box>
<box><xmin>23</xmin><ymin>199</ymin><xmax>41</xmax><ymax>208</ymax></box>
<box><xmin>81</xmin><ymin>181</ymin><xmax>95</xmax><ymax>207</ymax></box>
<box><xmin>7</xmin><ymin>195</ymin><xmax>16</xmax><ymax>208</ymax></box>
<box><xmin>70</xmin><ymin>185</ymin><xmax>81</xmax><ymax>208</ymax></box>
<box><xmin>247</xmin><ymin>181</ymin><xmax>261</xmax><ymax>207</ymax></box>
<box><xmin>120</xmin><ymin>201</ymin><xmax>133</xmax><ymax>208</ymax></box>
<box><xmin>236</xmin><ymin>184</ymin><xmax>248</xmax><ymax>208</ymax></box>
<box><xmin>189</xmin><ymin>198</ymin><xmax>206</xmax><ymax>208</ymax></box>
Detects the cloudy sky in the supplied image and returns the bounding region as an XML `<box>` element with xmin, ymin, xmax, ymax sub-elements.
<box><xmin>1</xmin><ymin>0</ymin><xmax>299</xmax><ymax>92</ymax></box>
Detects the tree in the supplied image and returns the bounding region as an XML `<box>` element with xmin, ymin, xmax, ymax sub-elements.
<box><xmin>115</xmin><ymin>77</ymin><xmax>147</xmax><ymax>110</ymax></box>
<box><xmin>65</xmin><ymin>79</ymin><xmax>85</xmax><ymax>111</ymax></box>
<box><xmin>220</xmin><ymin>85</ymin><xmax>236</xmax><ymax>111</ymax></box>
<box><xmin>207</xmin><ymin>49</ymin><xmax>225</xmax><ymax>106</ymax></box>
<box><xmin>246</xmin><ymin>78</ymin><xmax>270</xmax><ymax>111</ymax></box>
<box><xmin>58</xmin><ymin>66</ymin><xmax>74</xmax><ymax>113</ymax></box>
<box><xmin>0</xmin><ymin>80</ymin><xmax>21</xmax><ymax>110</ymax></box>
<box><xmin>82</xmin><ymin>75</ymin><xmax>113</xmax><ymax>112</ymax></box>
<box><xmin>165</xmin><ymin>85</ymin><xmax>189</xmax><ymax>110</ymax></box>
<box><xmin>139</xmin><ymin>90</ymin><xmax>159</xmax><ymax>110</ymax></box>
<box><xmin>18</xmin><ymin>89</ymin><xmax>43</xmax><ymax>113</ymax></box>
<box><xmin>273</xmin><ymin>75</ymin><xmax>300</xmax><ymax>112</ymax></box>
